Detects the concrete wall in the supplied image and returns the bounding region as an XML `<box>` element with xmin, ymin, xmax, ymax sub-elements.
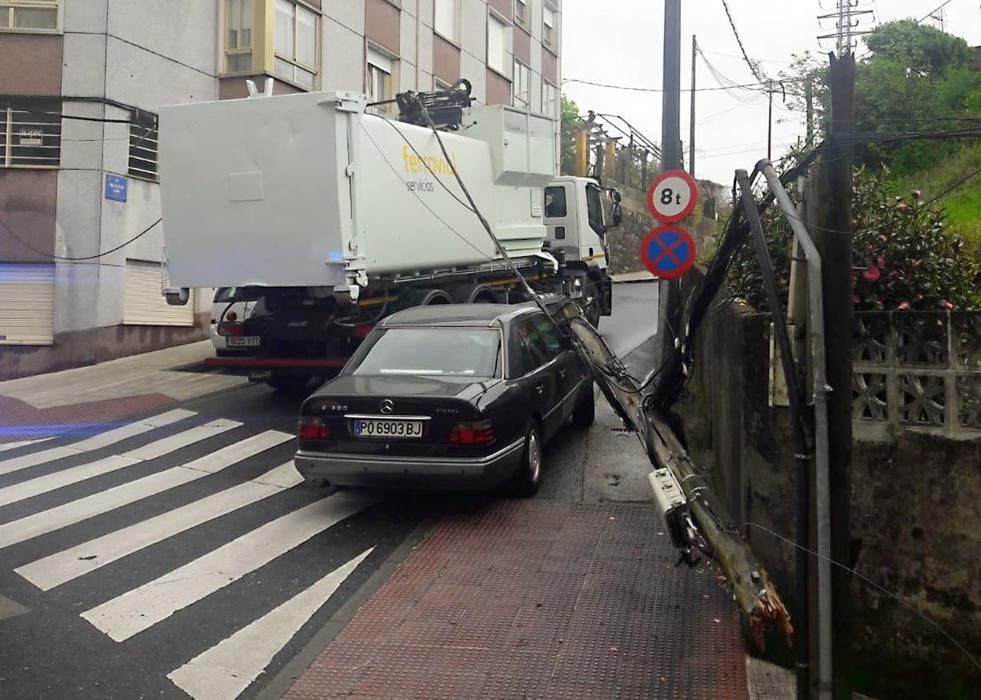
<box><xmin>683</xmin><ymin>273</ymin><xmax>981</xmax><ymax>695</ymax></box>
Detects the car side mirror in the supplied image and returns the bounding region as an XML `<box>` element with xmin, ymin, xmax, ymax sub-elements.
<box><xmin>611</xmin><ymin>202</ymin><xmax>623</xmax><ymax>228</ymax></box>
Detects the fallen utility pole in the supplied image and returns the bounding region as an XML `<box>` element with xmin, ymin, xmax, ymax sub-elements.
<box><xmin>565</xmin><ymin>311</ymin><xmax>793</xmax><ymax>649</ymax></box>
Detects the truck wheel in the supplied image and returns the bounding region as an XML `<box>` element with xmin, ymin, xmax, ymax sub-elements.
<box><xmin>581</xmin><ymin>282</ymin><xmax>602</xmax><ymax>328</ymax></box>
<box><xmin>572</xmin><ymin>384</ymin><xmax>596</xmax><ymax>428</ymax></box>
<box><xmin>509</xmin><ymin>423</ymin><xmax>543</xmax><ymax>497</ymax></box>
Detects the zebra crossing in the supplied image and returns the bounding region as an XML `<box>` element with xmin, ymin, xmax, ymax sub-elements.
<box><xmin>0</xmin><ymin>409</ymin><xmax>389</xmax><ymax>700</ymax></box>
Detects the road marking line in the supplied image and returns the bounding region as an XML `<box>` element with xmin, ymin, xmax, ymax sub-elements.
<box><xmin>0</xmin><ymin>469</ymin><xmax>202</xmax><ymax>550</ymax></box>
<box><xmin>0</xmin><ymin>409</ymin><xmax>195</xmax><ymax>476</ymax></box>
<box><xmin>17</xmin><ymin>459</ymin><xmax>298</xmax><ymax>591</ymax></box>
<box><xmin>0</xmin><ymin>442</ymin><xmax>289</xmax><ymax>551</ymax></box>
<box><xmin>0</xmin><ymin>419</ymin><xmax>237</xmax><ymax>509</ymax></box>
<box><xmin>167</xmin><ymin>548</ymin><xmax>373</xmax><ymax>700</ymax></box>
<box><xmin>0</xmin><ymin>438</ymin><xmax>53</xmax><ymax>454</ymax></box>
<box><xmin>81</xmin><ymin>491</ymin><xmax>379</xmax><ymax>642</ymax></box>
<box><xmin>120</xmin><ymin>418</ymin><xmax>239</xmax><ymax>461</ymax></box>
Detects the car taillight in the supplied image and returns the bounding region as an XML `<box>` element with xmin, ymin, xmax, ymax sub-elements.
<box><xmin>448</xmin><ymin>419</ymin><xmax>495</xmax><ymax>446</ymax></box>
<box><xmin>217</xmin><ymin>321</ymin><xmax>244</xmax><ymax>337</ymax></box>
<box><xmin>298</xmin><ymin>417</ymin><xmax>330</xmax><ymax>441</ymax></box>
<box><xmin>225</xmin><ymin>310</ymin><xmax>238</xmax><ymax>322</ymax></box>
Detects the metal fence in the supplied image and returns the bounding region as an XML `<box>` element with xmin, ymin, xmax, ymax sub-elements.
<box><xmin>852</xmin><ymin>310</ymin><xmax>981</xmax><ymax>439</ymax></box>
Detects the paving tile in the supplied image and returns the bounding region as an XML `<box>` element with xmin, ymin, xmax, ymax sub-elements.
<box><xmin>284</xmin><ymin>501</ymin><xmax>748</xmax><ymax>699</ymax></box>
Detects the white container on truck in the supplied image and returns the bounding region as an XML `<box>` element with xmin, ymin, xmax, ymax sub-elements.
<box><xmin>159</xmin><ymin>82</ymin><xmax>620</xmax><ymax>388</ymax></box>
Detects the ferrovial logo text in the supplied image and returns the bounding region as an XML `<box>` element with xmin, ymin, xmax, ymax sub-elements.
<box><xmin>401</xmin><ymin>145</ymin><xmax>458</xmax><ymax>176</ymax></box>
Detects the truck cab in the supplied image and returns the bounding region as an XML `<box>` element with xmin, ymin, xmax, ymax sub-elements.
<box><xmin>544</xmin><ymin>176</ymin><xmax>622</xmax><ymax>324</ymax></box>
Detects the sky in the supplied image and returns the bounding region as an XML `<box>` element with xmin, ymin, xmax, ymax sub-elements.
<box><xmin>560</xmin><ymin>0</ymin><xmax>981</xmax><ymax>186</ymax></box>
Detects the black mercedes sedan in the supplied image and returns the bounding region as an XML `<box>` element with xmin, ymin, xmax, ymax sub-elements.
<box><xmin>294</xmin><ymin>304</ymin><xmax>595</xmax><ymax>495</ymax></box>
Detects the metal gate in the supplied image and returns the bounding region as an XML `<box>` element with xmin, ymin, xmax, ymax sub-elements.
<box><xmin>0</xmin><ymin>263</ymin><xmax>55</xmax><ymax>345</ymax></box>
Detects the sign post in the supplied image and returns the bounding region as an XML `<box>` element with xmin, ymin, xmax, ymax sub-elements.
<box><xmin>641</xmin><ymin>168</ymin><xmax>699</xmax><ymax>280</ymax></box>
<box><xmin>646</xmin><ymin>169</ymin><xmax>698</xmax><ymax>223</ymax></box>
<box><xmin>639</xmin><ymin>225</ymin><xmax>696</xmax><ymax>280</ymax></box>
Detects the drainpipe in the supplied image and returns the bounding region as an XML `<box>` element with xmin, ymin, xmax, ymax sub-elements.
<box><xmin>760</xmin><ymin>160</ymin><xmax>833</xmax><ymax>700</ymax></box>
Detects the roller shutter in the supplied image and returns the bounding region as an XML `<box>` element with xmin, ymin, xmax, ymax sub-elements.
<box><xmin>123</xmin><ymin>260</ymin><xmax>193</xmax><ymax>326</ymax></box>
<box><xmin>0</xmin><ymin>263</ymin><xmax>55</xmax><ymax>345</ymax></box>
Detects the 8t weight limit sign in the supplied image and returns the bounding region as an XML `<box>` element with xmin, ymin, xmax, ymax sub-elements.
<box><xmin>646</xmin><ymin>169</ymin><xmax>698</xmax><ymax>223</ymax></box>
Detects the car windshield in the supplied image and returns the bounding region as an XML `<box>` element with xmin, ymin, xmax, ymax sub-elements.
<box><xmin>349</xmin><ymin>328</ymin><xmax>501</xmax><ymax>378</ymax></box>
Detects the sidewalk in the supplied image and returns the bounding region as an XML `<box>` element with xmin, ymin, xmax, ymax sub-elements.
<box><xmin>283</xmin><ymin>500</ymin><xmax>748</xmax><ymax>700</ymax></box>
<box><xmin>0</xmin><ymin>341</ymin><xmax>246</xmax><ymax>441</ymax></box>
<box><xmin>611</xmin><ymin>270</ymin><xmax>658</xmax><ymax>284</ymax></box>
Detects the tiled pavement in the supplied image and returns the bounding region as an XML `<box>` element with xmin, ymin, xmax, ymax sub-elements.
<box><xmin>0</xmin><ymin>341</ymin><xmax>246</xmax><ymax>440</ymax></box>
<box><xmin>284</xmin><ymin>500</ymin><xmax>749</xmax><ymax>700</ymax></box>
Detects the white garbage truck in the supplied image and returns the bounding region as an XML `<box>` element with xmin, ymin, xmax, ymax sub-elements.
<box><xmin>159</xmin><ymin>81</ymin><xmax>621</xmax><ymax>389</ymax></box>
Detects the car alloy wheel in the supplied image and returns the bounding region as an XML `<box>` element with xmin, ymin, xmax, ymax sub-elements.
<box><xmin>526</xmin><ymin>427</ymin><xmax>542</xmax><ymax>485</ymax></box>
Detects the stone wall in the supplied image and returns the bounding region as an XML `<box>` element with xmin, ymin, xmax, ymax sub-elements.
<box><xmin>682</xmin><ymin>271</ymin><xmax>981</xmax><ymax>696</ymax></box>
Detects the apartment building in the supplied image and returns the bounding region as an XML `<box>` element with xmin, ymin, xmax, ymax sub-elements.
<box><xmin>0</xmin><ymin>0</ymin><xmax>562</xmax><ymax>379</ymax></box>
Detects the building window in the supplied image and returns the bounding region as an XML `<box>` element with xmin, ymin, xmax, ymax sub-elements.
<box><xmin>543</xmin><ymin>5</ymin><xmax>555</xmax><ymax>49</ymax></box>
<box><xmin>543</xmin><ymin>80</ymin><xmax>558</xmax><ymax>118</ymax></box>
<box><xmin>514</xmin><ymin>0</ymin><xmax>527</xmax><ymax>27</ymax></box>
<box><xmin>274</xmin><ymin>0</ymin><xmax>317</xmax><ymax>89</ymax></box>
<box><xmin>487</xmin><ymin>13</ymin><xmax>506</xmax><ymax>74</ymax></box>
<box><xmin>434</xmin><ymin>0</ymin><xmax>456</xmax><ymax>42</ymax></box>
<box><xmin>0</xmin><ymin>0</ymin><xmax>59</xmax><ymax>33</ymax></box>
<box><xmin>128</xmin><ymin>114</ymin><xmax>158</xmax><ymax>182</ymax></box>
<box><xmin>513</xmin><ymin>60</ymin><xmax>530</xmax><ymax>109</ymax></box>
<box><xmin>224</xmin><ymin>0</ymin><xmax>252</xmax><ymax>73</ymax></box>
<box><xmin>1</xmin><ymin>102</ymin><xmax>61</xmax><ymax>168</ymax></box>
<box><xmin>367</xmin><ymin>48</ymin><xmax>395</xmax><ymax>114</ymax></box>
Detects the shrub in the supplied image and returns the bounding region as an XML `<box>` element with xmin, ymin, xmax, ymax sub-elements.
<box><xmin>727</xmin><ymin>169</ymin><xmax>981</xmax><ymax>312</ymax></box>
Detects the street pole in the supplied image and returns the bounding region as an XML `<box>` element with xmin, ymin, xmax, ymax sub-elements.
<box><xmin>689</xmin><ymin>34</ymin><xmax>697</xmax><ymax>175</ymax></box>
<box><xmin>661</xmin><ymin>0</ymin><xmax>682</xmax><ymax>171</ymax></box>
<box><xmin>659</xmin><ymin>0</ymin><xmax>683</xmax><ymax>362</ymax></box>
<box><xmin>812</xmin><ymin>50</ymin><xmax>855</xmax><ymax>700</ymax></box>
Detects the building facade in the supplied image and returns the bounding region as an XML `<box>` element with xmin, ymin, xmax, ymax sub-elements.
<box><xmin>0</xmin><ymin>0</ymin><xmax>562</xmax><ymax>379</ymax></box>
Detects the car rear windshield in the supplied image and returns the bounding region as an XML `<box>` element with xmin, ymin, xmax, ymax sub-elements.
<box><xmin>349</xmin><ymin>328</ymin><xmax>501</xmax><ymax>378</ymax></box>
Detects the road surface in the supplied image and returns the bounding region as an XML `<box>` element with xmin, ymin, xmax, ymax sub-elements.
<box><xmin>0</xmin><ymin>281</ymin><xmax>660</xmax><ymax>700</ymax></box>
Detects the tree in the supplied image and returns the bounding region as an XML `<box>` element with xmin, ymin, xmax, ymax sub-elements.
<box><xmin>560</xmin><ymin>95</ymin><xmax>581</xmax><ymax>176</ymax></box>
<box><xmin>777</xmin><ymin>22</ymin><xmax>980</xmax><ymax>177</ymax></box>
<box><xmin>863</xmin><ymin>19</ymin><xmax>973</xmax><ymax>77</ymax></box>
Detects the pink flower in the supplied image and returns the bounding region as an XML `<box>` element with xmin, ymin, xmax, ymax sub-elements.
<box><xmin>897</xmin><ymin>301</ymin><xmax>911</xmax><ymax>310</ymax></box>
<box><xmin>862</xmin><ymin>266</ymin><xmax>881</xmax><ymax>283</ymax></box>
<box><xmin>897</xmin><ymin>202</ymin><xmax>909</xmax><ymax>212</ymax></box>
<box><xmin>941</xmin><ymin>300</ymin><xmax>954</xmax><ymax>310</ymax></box>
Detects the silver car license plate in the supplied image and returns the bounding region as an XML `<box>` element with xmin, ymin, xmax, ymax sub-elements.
<box><xmin>227</xmin><ymin>336</ymin><xmax>261</xmax><ymax>347</ymax></box>
<box><xmin>353</xmin><ymin>419</ymin><xmax>424</xmax><ymax>439</ymax></box>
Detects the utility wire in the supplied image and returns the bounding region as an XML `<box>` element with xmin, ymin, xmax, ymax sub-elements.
<box><xmin>412</xmin><ymin>96</ymin><xmax>550</xmax><ymax>315</ymax></box>
<box><xmin>0</xmin><ymin>217</ymin><xmax>162</xmax><ymax>261</ymax></box>
<box><xmin>719</xmin><ymin>0</ymin><xmax>767</xmax><ymax>83</ymax></box>
<box><xmin>746</xmin><ymin>521</ymin><xmax>981</xmax><ymax>672</ymax></box>
<box><xmin>359</xmin><ymin>124</ymin><xmax>493</xmax><ymax>264</ymax></box>
<box><xmin>18</xmin><ymin>108</ymin><xmax>140</xmax><ymax>124</ymax></box>
<box><xmin>376</xmin><ymin>115</ymin><xmax>476</xmax><ymax>213</ymax></box>
<box><xmin>917</xmin><ymin>0</ymin><xmax>955</xmax><ymax>23</ymax></box>
<box><xmin>919</xmin><ymin>165</ymin><xmax>981</xmax><ymax>208</ymax></box>
<box><xmin>561</xmin><ymin>77</ymin><xmax>800</xmax><ymax>93</ymax></box>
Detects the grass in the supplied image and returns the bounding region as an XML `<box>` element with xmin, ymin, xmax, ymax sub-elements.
<box><xmin>892</xmin><ymin>142</ymin><xmax>981</xmax><ymax>257</ymax></box>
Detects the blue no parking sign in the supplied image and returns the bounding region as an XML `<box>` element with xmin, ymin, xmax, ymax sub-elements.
<box><xmin>639</xmin><ymin>225</ymin><xmax>696</xmax><ymax>280</ymax></box>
